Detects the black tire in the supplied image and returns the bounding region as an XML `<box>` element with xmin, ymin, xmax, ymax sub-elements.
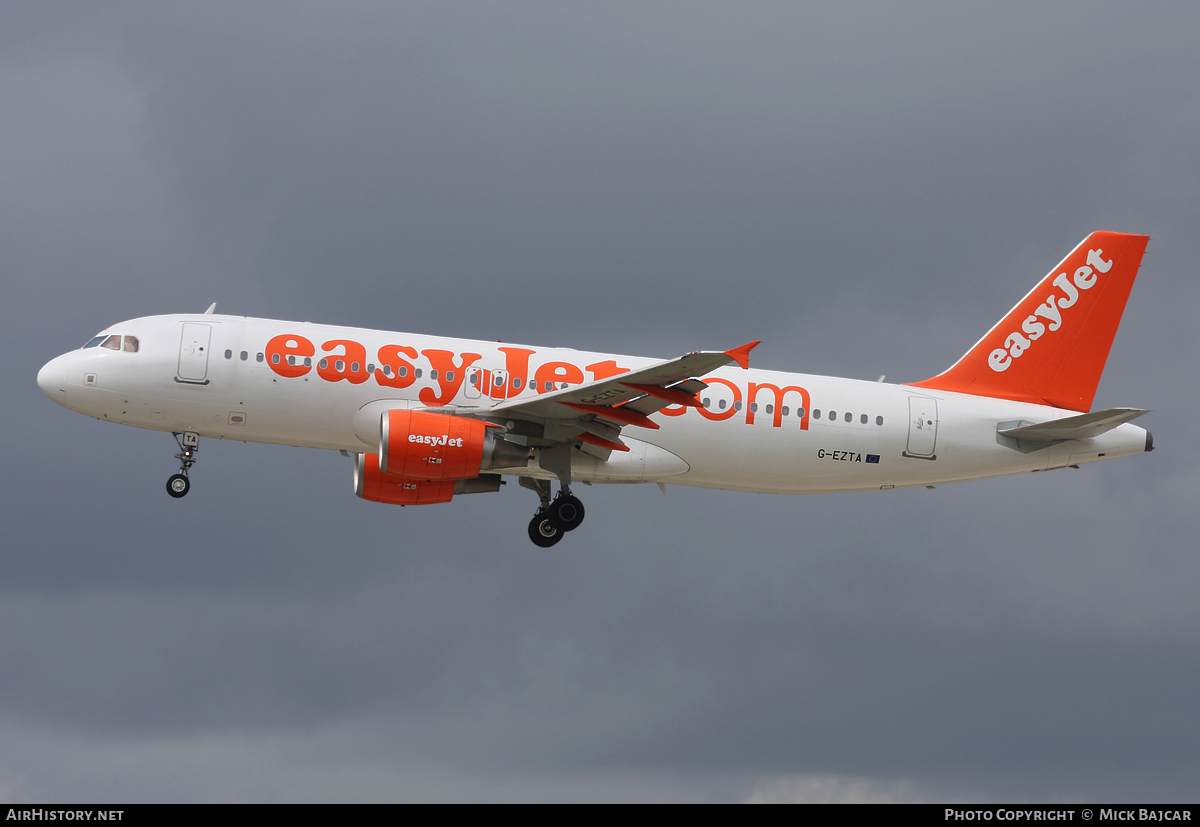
<box><xmin>166</xmin><ymin>474</ymin><xmax>190</xmax><ymax>498</ymax></box>
<box><xmin>548</xmin><ymin>494</ymin><xmax>585</xmax><ymax>532</ymax></box>
<box><xmin>528</xmin><ymin>511</ymin><xmax>563</xmax><ymax>547</ymax></box>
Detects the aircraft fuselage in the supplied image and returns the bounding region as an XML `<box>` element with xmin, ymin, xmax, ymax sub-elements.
<box><xmin>36</xmin><ymin>313</ymin><xmax>1150</xmax><ymax>495</ymax></box>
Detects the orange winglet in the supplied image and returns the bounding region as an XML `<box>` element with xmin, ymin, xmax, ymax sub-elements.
<box><xmin>620</xmin><ymin>383</ymin><xmax>705</xmax><ymax>408</ymax></box>
<box><xmin>575</xmin><ymin>431</ymin><xmax>631</xmax><ymax>452</ymax></box>
<box><xmin>560</xmin><ymin>401</ymin><xmax>660</xmax><ymax>429</ymax></box>
<box><xmin>724</xmin><ymin>340</ymin><xmax>760</xmax><ymax>370</ymax></box>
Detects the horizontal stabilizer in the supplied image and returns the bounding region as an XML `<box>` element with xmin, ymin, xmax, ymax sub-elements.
<box><xmin>997</xmin><ymin>407</ymin><xmax>1148</xmax><ymax>443</ymax></box>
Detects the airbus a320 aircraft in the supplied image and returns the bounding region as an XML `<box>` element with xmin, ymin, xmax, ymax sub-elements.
<box><xmin>38</xmin><ymin>232</ymin><xmax>1152</xmax><ymax>546</ymax></box>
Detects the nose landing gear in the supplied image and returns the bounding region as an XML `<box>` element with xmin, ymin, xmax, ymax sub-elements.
<box><xmin>166</xmin><ymin>431</ymin><xmax>199</xmax><ymax>499</ymax></box>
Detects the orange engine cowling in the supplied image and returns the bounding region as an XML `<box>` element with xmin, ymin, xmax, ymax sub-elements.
<box><xmin>353</xmin><ymin>453</ymin><xmax>506</xmax><ymax>505</ymax></box>
<box><xmin>354</xmin><ymin>453</ymin><xmax>456</xmax><ymax>505</ymax></box>
<box><xmin>379</xmin><ymin>409</ymin><xmax>527</xmax><ymax>481</ymax></box>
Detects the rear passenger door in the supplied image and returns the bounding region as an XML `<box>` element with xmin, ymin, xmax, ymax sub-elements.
<box><xmin>905</xmin><ymin>396</ymin><xmax>938</xmax><ymax>458</ymax></box>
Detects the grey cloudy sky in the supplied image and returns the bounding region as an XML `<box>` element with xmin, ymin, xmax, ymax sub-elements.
<box><xmin>2</xmin><ymin>1</ymin><xmax>1199</xmax><ymax>802</ymax></box>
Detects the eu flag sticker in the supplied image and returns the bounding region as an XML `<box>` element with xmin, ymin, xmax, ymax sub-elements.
<box><xmin>866</xmin><ymin>454</ymin><xmax>880</xmax><ymax>464</ymax></box>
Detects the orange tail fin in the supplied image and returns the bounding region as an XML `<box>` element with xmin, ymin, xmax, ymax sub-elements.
<box><xmin>909</xmin><ymin>231</ymin><xmax>1148</xmax><ymax>412</ymax></box>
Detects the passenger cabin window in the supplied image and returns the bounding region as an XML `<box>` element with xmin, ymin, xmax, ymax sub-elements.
<box><xmin>781</xmin><ymin>406</ymin><xmax>789</xmax><ymax>417</ymax></box>
<box><xmin>257</xmin><ymin>353</ymin><xmax>264</xmax><ymax>362</ymax></box>
<box><xmin>240</xmin><ymin>351</ymin><xmax>248</xmax><ymax>361</ymax></box>
<box><xmin>796</xmin><ymin>407</ymin><xmax>806</xmax><ymax>418</ymax></box>
<box><xmin>513</xmin><ymin>378</ymin><xmax>522</xmax><ymax>390</ymax></box>
<box><xmin>860</xmin><ymin>414</ymin><xmax>868</xmax><ymax>424</ymax></box>
<box><xmin>101</xmin><ymin>335</ymin><xmax>121</xmax><ymax>350</ymax></box>
<box><xmin>124</xmin><ymin>336</ymin><xmax>139</xmax><ymax>353</ymax></box>
<box><xmin>225</xmin><ymin>349</ymin><xmax>232</xmax><ymax>359</ymax></box>
<box><xmin>845</xmin><ymin>412</ymin><xmax>852</xmax><ymax>423</ymax></box>
<box><xmin>813</xmin><ymin>409</ymin><xmax>821</xmax><ymax>419</ymax></box>
<box><xmin>876</xmin><ymin>416</ymin><xmax>883</xmax><ymax>426</ymax></box>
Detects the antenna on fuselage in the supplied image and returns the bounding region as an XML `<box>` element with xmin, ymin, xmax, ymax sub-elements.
<box><xmin>203</xmin><ymin>303</ymin><xmax>216</xmax><ymax>315</ymax></box>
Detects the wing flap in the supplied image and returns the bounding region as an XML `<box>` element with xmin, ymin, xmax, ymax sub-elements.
<box><xmin>620</xmin><ymin>379</ymin><xmax>710</xmax><ymax>416</ymax></box>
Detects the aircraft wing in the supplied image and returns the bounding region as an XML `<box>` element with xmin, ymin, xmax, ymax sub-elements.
<box><xmin>468</xmin><ymin>341</ymin><xmax>759</xmax><ymax>453</ymax></box>
<box><xmin>493</xmin><ymin>341</ymin><xmax>757</xmax><ymax>418</ymax></box>
<box><xmin>997</xmin><ymin>407</ymin><xmax>1149</xmax><ymax>443</ymax></box>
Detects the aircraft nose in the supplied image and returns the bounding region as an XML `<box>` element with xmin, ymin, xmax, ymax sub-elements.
<box><xmin>37</xmin><ymin>355</ymin><xmax>70</xmax><ymax>404</ymax></box>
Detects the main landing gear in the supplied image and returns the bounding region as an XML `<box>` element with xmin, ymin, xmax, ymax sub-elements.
<box><xmin>166</xmin><ymin>431</ymin><xmax>199</xmax><ymax>499</ymax></box>
<box><xmin>521</xmin><ymin>478</ymin><xmax>586</xmax><ymax>548</ymax></box>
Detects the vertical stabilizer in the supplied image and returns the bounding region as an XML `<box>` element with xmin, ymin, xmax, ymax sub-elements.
<box><xmin>909</xmin><ymin>231</ymin><xmax>1148</xmax><ymax>412</ymax></box>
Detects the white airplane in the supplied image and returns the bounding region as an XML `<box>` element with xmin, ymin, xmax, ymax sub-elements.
<box><xmin>38</xmin><ymin>231</ymin><xmax>1152</xmax><ymax>546</ymax></box>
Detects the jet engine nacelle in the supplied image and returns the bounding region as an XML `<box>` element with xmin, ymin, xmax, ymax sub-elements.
<box><xmin>379</xmin><ymin>409</ymin><xmax>529</xmax><ymax>481</ymax></box>
<box><xmin>353</xmin><ymin>453</ymin><xmax>507</xmax><ymax>506</ymax></box>
<box><xmin>355</xmin><ymin>452</ymin><xmax>455</xmax><ymax>505</ymax></box>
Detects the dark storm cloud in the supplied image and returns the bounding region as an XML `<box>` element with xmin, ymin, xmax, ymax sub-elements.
<box><xmin>2</xmin><ymin>1</ymin><xmax>1199</xmax><ymax>801</ymax></box>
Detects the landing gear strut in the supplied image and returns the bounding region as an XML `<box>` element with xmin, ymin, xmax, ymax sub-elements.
<box><xmin>520</xmin><ymin>477</ymin><xmax>585</xmax><ymax>547</ymax></box>
<box><xmin>519</xmin><ymin>443</ymin><xmax>587</xmax><ymax>547</ymax></box>
<box><xmin>166</xmin><ymin>431</ymin><xmax>199</xmax><ymax>499</ymax></box>
<box><xmin>521</xmin><ymin>478</ymin><xmax>560</xmax><ymax>547</ymax></box>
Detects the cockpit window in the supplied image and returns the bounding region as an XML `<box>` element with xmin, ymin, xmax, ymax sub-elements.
<box><xmin>84</xmin><ymin>334</ymin><xmax>139</xmax><ymax>351</ymax></box>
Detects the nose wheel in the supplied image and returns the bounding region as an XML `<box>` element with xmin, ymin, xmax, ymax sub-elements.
<box><xmin>166</xmin><ymin>432</ymin><xmax>200</xmax><ymax>499</ymax></box>
<box><xmin>166</xmin><ymin>473</ymin><xmax>190</xmax><ymax>498</ymax></box>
